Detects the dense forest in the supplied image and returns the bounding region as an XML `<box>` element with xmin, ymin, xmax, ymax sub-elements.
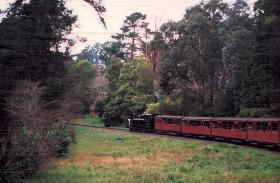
<box><xmin>86</xmin><ymin>0</ymin><xmax>279</xmax><ymax>125</ymax></box>
<box><xmin>0</xmin><ymin>0</ymin><xmax>279</xmax><ymax>182</ymax></box>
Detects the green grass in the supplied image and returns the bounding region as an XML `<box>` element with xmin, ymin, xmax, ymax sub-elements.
<box><xmin>79</xmin><ymin>116</ymin><xmax>104</xmax><ymax>127</ymax></box>
<box><xmin>26</xmin><ymin>126</ymin><xmax>280</xmax><ymax>183</ymax></box>
<box><xmin>78</xmin><ymin>116</ymin><xmax>127</xmax><ymax>129</ymax></box>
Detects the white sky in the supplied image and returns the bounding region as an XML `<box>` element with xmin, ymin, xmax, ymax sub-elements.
<box><xmin>0</xmin><ymin>0</ymin><xmax>256</xmax><ymax>54</ymax></box>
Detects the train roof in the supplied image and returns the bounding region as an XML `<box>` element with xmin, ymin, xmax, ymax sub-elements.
<box><xmin>212</xmin><ymin>117</ymin><xmax>280</xmax><ymax>122</ymax></box>
<box><xmin>156</xmin><ymin>115</ymin><xmax>280</xmax><ymax>122</ymax></box>
<box><xmin>156</xmin><ymin>115</ymin><xmax>184</xmax><ymax>119</ymax></box>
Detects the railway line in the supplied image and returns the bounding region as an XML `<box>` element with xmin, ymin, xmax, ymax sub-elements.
<box><xmin>70</xmin><ymin>123</ymin><xmax>280</xmax><ymax>153</ymax></box>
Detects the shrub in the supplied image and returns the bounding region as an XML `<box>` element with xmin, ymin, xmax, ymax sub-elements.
<box><xmin>4</xmin><ymin>127</ymin><xmax>42</xmax><ymax>182</ymax></box>
<box><xmin>146</xmin><ymin>102</ymin><xmax>159</xmax><ymax>114</ymax></box>
<box><xmin>158</xmin><ymin>96</ymin><xmax>182</xmax><ymax>115</ymax></box>
<box><xmin>1</xmin><ymin>81</ymin><xmax>77</xmax><ymax>182</ymax></box>
<box><xmin>238</xmin><ymin>107</ymin><xmax>271</xmax><ymax>117</ymax></box>
<box><xmin>95</xmin><ymin>99</ymin><xmax>107</xmax><ymax>117</ymax></box>
<box><xmin>49</xmin><ymin>125</ymin><xmax>75</xmax><ymax>156</ymax></box>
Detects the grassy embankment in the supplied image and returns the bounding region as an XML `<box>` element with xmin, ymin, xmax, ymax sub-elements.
<box><xmin>26</xmin><ymin>119</ymin><xmax>280</xmax><ymax>183</ymax></box>
<box><xmin>77</xmin><ymin>116</ymin><xmax>127</xmax><ymax>129</ymax></box>
<box><xmin>78</xmin><ymin>116</ymin><xmax>104</xmax><ymax>127</ymax></box>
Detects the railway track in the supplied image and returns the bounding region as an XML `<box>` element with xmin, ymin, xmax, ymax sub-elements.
<box><xmin>70</xmin><ymin>123</ymin><xmax>280</xmax><ymax>153</ymax></box>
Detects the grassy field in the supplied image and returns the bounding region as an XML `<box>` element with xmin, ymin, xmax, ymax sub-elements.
<box><xmin>26</xmin><ymin>126</ymin><xmax>280</xmax><ymax>183</ymax></box>
<box><xmin>78</xmin><ymin>116</ymin><xmax>127</xmax><ymax>129</ymax></box>
<box><xmin>78</xmin><ymin>116</ymin><xmax>104</xmax><ymax>127</ymax></box>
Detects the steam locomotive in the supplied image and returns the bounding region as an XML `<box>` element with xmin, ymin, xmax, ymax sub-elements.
<box><xmin>128</xmin><ymin>114</ymin><xmax>280</xmax><ymax>145</ymax></box>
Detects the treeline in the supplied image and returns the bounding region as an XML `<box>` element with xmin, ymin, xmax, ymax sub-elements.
<box><xmin>0</xmin><ymin>0</ymin><xmax>105</xmax><ymax>182</ymax></box>
<box><xmin>83</xmin><ymin>0</ymin><xmax>279</xmax><ymax>125</ymax></box>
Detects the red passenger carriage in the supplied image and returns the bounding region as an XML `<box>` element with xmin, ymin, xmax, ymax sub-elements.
<box><xmin>155</xmin><ymin>115</ymin><xmax>182</xmax><ymax>133</ymax></box>
<box><xmin>247</xmin><ymin>118</ymin><xmax>280</xmax><ymax>144</ymax></box>
<box><xmin>181</xmin><ymin>117</ymin><xmax>212</xmax><ymax>136</ymax></box>
<box><xmin>211</xmin><ymin>117</ymin><xmax>249</xmax><ymax>140</ymax></box>
<box><xmin>131</xmin><ymin>114</ymin><xmax>280</xmax><ymax>145</ymax></box>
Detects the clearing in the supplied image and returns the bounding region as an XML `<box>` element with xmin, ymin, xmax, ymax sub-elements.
<box><xmin>26</xmin><ymin>125</ymin><xmax>280</xmax><ymax>183</ymax></box>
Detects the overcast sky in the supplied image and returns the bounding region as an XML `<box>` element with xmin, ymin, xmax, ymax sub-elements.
<box><xmin>0</xmin><ymin>0</ymin><xmax>256</xmax><ymax>54</ymax></box>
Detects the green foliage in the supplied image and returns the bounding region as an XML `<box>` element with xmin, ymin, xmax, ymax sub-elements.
<box><xmin>73</xmin><ymin>59</ymin><xmax>96</xmax><ymax>113</ymax></box>
<box><xmin>94</xmin><ymin>99</ymin><xmax>107</xmax><ymax>117</ymax></box>
<box><xmin>9</xmin><ymin>127</ymin><xmax>41</xmax><ymax>181</ymax></box>
<box><xmin>49</xmin><ymin>125</ymin><xmax>76</xmax><ymax>156</ymax></box>
<box><xmin>238</xmin><ymin>108</ymin><xmax>272</xmax><ymax>117</ymax></box>
<box><xmin>145</xmin><ymin>102</ymin><xmax>159</xmax><ymax>114</ymax></box>
<box><xmin>112</xmin><ymin>12</ymin><xmax>150</xmax><ymax>60</ymax></box>
<box><xmin>74</xmin><ymin>59</ymin><xmax>95</xmax><ymax>83</ymax></box>
<box><xmin>158</xmin><ymin>96</ymin><xmax>182</xmax><ymax>115</ymax></box>
<box><xmin>240</xmin><ymin>0</ymin><xmax>280</xmax><ymax>115</ymax></box>
<box><xmin>134</xmin><ymin>58</ymin><xmax>154</xmax><ymax>94</ymax></box>
<box><xmin>103</xmin><ymin>84</ymin><xmax>137</xmax><ymax>125</ymax></box>
<box><xmin>159</xmin><ymin>1</ymin><xmax>226</xmax><ymax>115</ymax></box>
<box><xmin>103</xmin><ymin>57</ymin><xmax>155</xmax><ymax>125</ymax></box>
<box><xmin>78</xmin><ymin>42</ymin><xmax>126</xmax><ymax>65</ymax></box>
<box><xmin>106</xmin><ymin>57</ymin><xmax>122</xmax><ymax>94</ymax></box>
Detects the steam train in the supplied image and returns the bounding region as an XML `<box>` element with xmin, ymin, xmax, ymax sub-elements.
<box><xmin>128</xmin><ymin>114</ymin><xmax>280</xmax><ymax>146</ymax></box>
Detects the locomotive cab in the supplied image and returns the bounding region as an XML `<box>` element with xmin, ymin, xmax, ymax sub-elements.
<box><xmin>129</xmin><ymin>113</ymin><xmax>156</xmax><ymax>132</ymax></box>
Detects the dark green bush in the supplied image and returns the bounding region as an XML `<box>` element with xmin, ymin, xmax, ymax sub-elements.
<box><xmin>49</xmin><ymin>125</ymin><xmax>75</xmax><ymax>156</ymax></box>
<box><xmin>5</xmin><ymin>127</ymin><xmax>41</xmax><ymax>182</ymax></box>
<box><xmin>95</xmin><ymin>99</ymin><xmax>107</xmax><ymax>117</ymax></box>
<box><xmin>158</xmin><ymin>96</ymin><xmax>182</xmax><ymax>115</ymax></box>
<box><xmin>238</xmin><ymin>107</ymin><xmax>271</xmax><ymax>117</ymax></box>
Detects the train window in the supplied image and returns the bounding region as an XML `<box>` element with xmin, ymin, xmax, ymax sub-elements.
<box><xmin>228</xmin><ymin>122</ymin><xmax>233</xmax><ymax>129</ymax></box>
<box><xmin>240</xmin><ymin>122</ymin><xmax>247</xmax><ymax>131</ymax></box>
<box><xmin>222</xmin><ymin>121</ymin><xmax>227</xmax><ymax>129</ymax></box>
<box><xmin>247</xmin><ymin>122</ymin><xmax>253</xmax><ymax>130</ymax></box>
<box><xmin>166</xmin><ymin>119</ymin><xmax>173</xmax><ymax>124</ymax></box>
<box><xmin>256</xmin><ymin>123</ymin><xmax>262</xmax><ymax>130</ymax></box>
<box><xmin>190</xmin><ymin>120</ymin><xmax>195</xmax><ymax>126</ymax></box>
<box><xmin>233</xmin><ymin>124</ymin><xmax>240</xmax><ymax>129</ymax></box>
<box><xmin>175</xmin><ymin>119</ymin><xmax>181</xmax><ymax>124</ymax></box>
<box><xmin>212</xmin><ymin>122</ymin><xmax>218</xmax><ymax>128</ymax></box>
<box><xmin>272</xmin><ymin>123</ymin><xmax>278</xmax><ymax>131</ymax></box>
<box><xmin>204</xmin><ymin>121</ymin><xmax>210</xmax><ymax>127</ymax></box>
<box><xmin>262</xmin><ymin>123</ymin><xmax>268</xmax><ymax>131</ymax></box>
<box><xmin>190</xmin><ymin>120</ymin><xmax>200</xmax><ymax>127</ymax></box>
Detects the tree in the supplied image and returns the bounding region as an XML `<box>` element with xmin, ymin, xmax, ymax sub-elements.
<box><xmin>112</xmin><ymin>12</ymin><xmax>150</xmax><ymax>60</ymax></box>
<box><xmin>221</xmin><ymin>0</ymin><xmax>254</xmax><ymax>115</ymax></box>
<box><xmin>78</xmin><ymin>43</ymin><xmax>103</xmax><ymax>64</ymax></box>
<box><xmin>73</xmin><ymin>59</ymin><xmax>96</xmax><ymax>113</ymax></box>
<box><xmin>103</xmin><ymin>57</ymin><xmax>154</xmax><ymax>125</ymax></box>
<box><xmin>0</xmin><ymin>0</ymin><xmax>106</xmax><ymax>181</ymax></box>
<box><xmin>106</xmin><ymin>57</ymin><xmax>122</xmax><ymax>95</ymax></box>
<box><xmin>160</xmin><ymin>0</ymin><xmax>227</xmax><ymax>115</ymax></box>
<box><xmin>98</xmin><ymin>41</ymin><xmax>126</xmax><ymax>65</ymax></box>
<box><xmin>78</xmin><ymin>41</ymin><xmax>126</xmax><ymax>65</ymax></box>
<box><xmin>242</xmin><ymin>0</ymin><xmax>280</xmax><ymax>115</ymax></box>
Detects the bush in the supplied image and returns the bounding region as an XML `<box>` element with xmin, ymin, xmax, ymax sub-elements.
<box><xmin>158</xmin><ymin>96</ymin><xmax>182</xmax><ymax>115</ymax></box>
<box><xmin>95</xmin><ymin>99</ymin><xmax>107</xmax><ymax>117</ymax></box>
<box><xmin>0</xmin><ymin>81</ymin><xmax>77</xmax><ymax>182</ymax></box>
<box><xmin>5</xmin><ymin>127</ymin><xmax>42</xmax><ymax>182</ymax></box>
<box><xmin>49</xmin><ymin>125</ymin><xmax>75</xmax><ymax>156</ymax></box>
<box><xmin>238</xmin><ymin>107</ymin><xmax>272</xmax><ymax>117</ymax></box>
<box><xmin>146</xmin><ymin>102</ymin><xmax>159</xmax><ymax>114</ymax></box>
